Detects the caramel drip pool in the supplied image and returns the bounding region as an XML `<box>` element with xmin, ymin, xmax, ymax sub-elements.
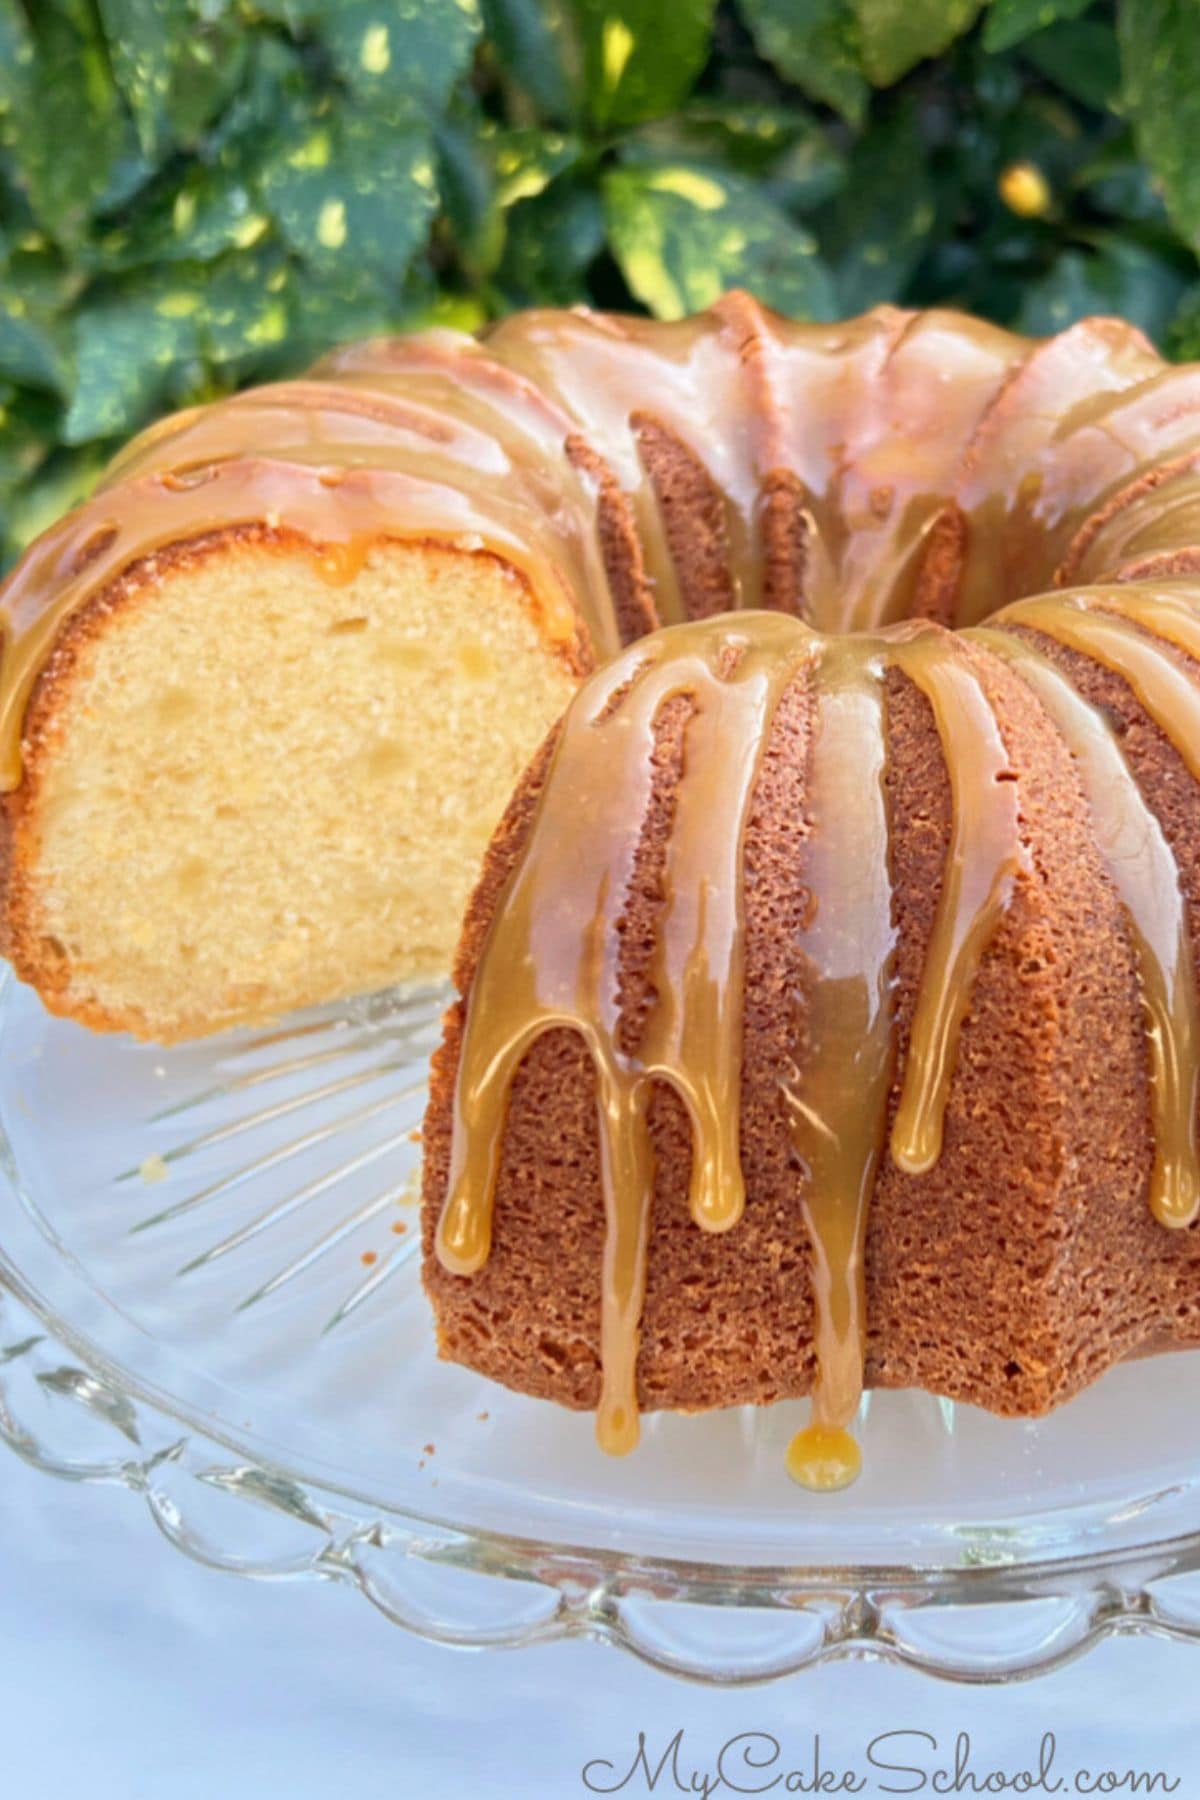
<box><xmin>438</xmin><ymin>615</ymin><xmax>1037</xmax><ymax>1486</ymax></box>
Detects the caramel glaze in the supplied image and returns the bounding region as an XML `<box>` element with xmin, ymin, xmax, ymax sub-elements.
<box><xmin>435</xmin><ymin>596</ymin><xmax>1200</xmax><ymax>1486</ymax></box>
<box><xmin>9</xmin><ymin>295</ymin><xmax>1200</xmax><ymax>1485</ymax></box>
<box><xmin>425</xmin><ymin>307</ymin><xmax>1200</xmax><ymax>1488</ymax></box>
<box><xmin>13</xmin><ymin>294</ymin><xmax>1200</xmax><ymax>788</ymax></box>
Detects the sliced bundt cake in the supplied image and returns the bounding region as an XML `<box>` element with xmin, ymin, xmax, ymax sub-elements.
<box><xmin>1</xmin><ymin>289</ymin><xmax>1199</xmax><ymax>1069</ymax></box>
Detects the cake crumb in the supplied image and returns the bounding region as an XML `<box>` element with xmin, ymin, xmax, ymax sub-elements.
<box><xmin>423</xmin><ymin>1442</ymin><xmax>435</xmax><ymax>1456</ymax></box>
<box><xmin>360</xmin><ymin>1250</ymin><xmax>377</xmax><ymax>1267</ymax></box>
<box><xmin>391</xmin><ymin>1221</ymin><xmax>408</xmax><ymax>1235</ymax></box>
<box><xmin>140</xmin><ymin>1154</ymin><xmax>168</xmax><ymax>1184</ymax></box>
<box><xmin>476</xmin><ymin>1411</ymin><xmax>489</xmax><ymax>1423</ymax></box>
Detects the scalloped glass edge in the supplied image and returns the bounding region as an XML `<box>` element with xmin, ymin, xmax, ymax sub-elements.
<box><xmin>5</xmin><ymin>1264</ymin><xmax>1200</xmax><ymax>1683</ymax></box>
<box><xmin>6</xmin><ymin>1010</ymin><xmax>1200</xmax><ymax>1686</ymax></box>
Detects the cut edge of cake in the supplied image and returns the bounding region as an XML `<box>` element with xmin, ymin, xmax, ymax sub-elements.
<box><xmin>0</xmin><ymin>526</ymin><xmax>585</xmax><ymax>1041</ymax></box>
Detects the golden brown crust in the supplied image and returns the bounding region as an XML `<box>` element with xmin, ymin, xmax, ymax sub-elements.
<box><xmin>759</xmin><ymin>470</ymin><xmax>811</xmax><ymax>619</ymax></box>
<box><xmin>1054</xmin><ymin>451</ymin><xmax>1200</xmax><ymax>587</ymax></box>
<box><xmin>564</xmin><ymin>435</ymin><xmax>660</xmax><ymax>643</ymax></box>
<box><xmin>1001</xmin><ymin>619</ymin><xmax>1200</xmax><ymax>1355</ymax></box>
<box><xmin>911</xmin><ymin>502</ymin><xmax>968</xmax><ymax>626</ymax></box>
<box><xmin>634</xmin><ymin>415</ymin><xmax>737</xmax><ymax>620</ymax></box>
<box><xmin>422</xmin><ymin>632</ymin><xmax>1160</xmax><ymax>1419</ymax></box>
<box><xmin>411</xmin><ymin>302</ymin><xmax>1200</xmax><ymax>1425</ymax></box>
<box><xmin>865</xmin><ymin>648</ymin><xmax>1151</xmax><ymax>1415</ymax></box>
<box><xmin>1115</xmin><ymin>548</ymin><xmax>1200</xmax><ymax>583</ymax></box>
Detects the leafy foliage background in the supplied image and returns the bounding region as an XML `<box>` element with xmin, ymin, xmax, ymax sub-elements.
<box><xmin>1</xmin><ymin>0</ymin><xmax>1198</xmax><ymax>567</ymax></box>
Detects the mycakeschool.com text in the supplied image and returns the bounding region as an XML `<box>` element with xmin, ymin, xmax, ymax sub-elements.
<box><xmin>579</xmin><ymin>1731</ymin><xmax>1185</xmax><ymax>1798</ymax></box>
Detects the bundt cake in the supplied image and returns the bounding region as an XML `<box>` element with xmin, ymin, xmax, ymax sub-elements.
<box><xmin>3</xmin><ymin>293</ymin><xmax>1195</xmax><ymax>1043</ymax></box>
<box><xmin>401</xmin><ymin>295</ymin><xmax>1200</xmax><ymax>1490</ymax></box>
<box><xmin>8</xmin><ymin>293</ymin><xmax>1200</xmax><ymax>1489</ymax></box>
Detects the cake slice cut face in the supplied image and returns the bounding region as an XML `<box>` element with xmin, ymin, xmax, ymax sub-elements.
<box><xmin>1</xmin><ymin>529</ymin><xmax>581</xmax><ymax>1039</ymax></box>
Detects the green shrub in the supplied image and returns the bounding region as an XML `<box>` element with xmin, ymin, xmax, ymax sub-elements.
<box><xmin>1</xmin><ymin>0</ymin><xmax>1198</xmax><ymax>565</ymax></box>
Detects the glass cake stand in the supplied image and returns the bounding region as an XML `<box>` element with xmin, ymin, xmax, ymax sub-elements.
<box><xmin>3</xmin><ymin>962</ymin><xmax>1200</xmax><ymax>1685</ymax></box>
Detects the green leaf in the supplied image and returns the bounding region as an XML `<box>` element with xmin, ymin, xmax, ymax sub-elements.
<box><xmin>1119</xmin><ymin>0</ymin><xmax>1200</xmax><ymax>250</ymax></box>
<box><xmin>0</xmin><ymin>299</ymin><xmax>63</xmax><ymax>391</ymax></box>
<box><xmin>498</xmin><ymin>174</ymin><xmax>604</xmax><ymax>305</ymax></box>
<box><xmin>285</xmin><ymin>259</ymin><xmax>436</xmax><ymax>362</ymax></box>
<box><xmin>1020</xmin><ymin>19</ymin><xmax>1120</xmax><ymax>109</ymax></box>
<box><xmin>93</xmin><ymin>165</ymin><xmax>273</xmax><ymax>272</ymax></box>
<box><xmin>630</xmin><ymin>100</ymin><xmax>844</xmax><ymax>200</ymax></box>
<box><xmin>0</xmin><ymin>250</ymin><xmax>75</xmax><ymax>392</ymax></box>
<box><xmin>492</xmin><ymin>127</ymin><xmax>581</xmax><ymax>207</ymax></box>
<box><xmin>1018</xmin><ymin>238</ymin><xmax>1190</xmax><ymax>344</ymax></box>
<box><xmin>768</xmin><ymin>127</ymin><xmax>847</xmax><ymax>212</ymax></box>
<box><xmin>97</xmin><ymin>0</ymin><xmax>247</xmax><ymax>157</ymax></box>
<box><xmin>982</xmin><ymin>0</ymin><xmax>1095</xmax><ymax>52</ymax></box>
<box><xmin>204</xmin><ymin>34</ymin><xmax>314</xmax><ymax>156</ymax></box>
<box><xmin>989</xmin><ymin>89</ymin><xmax>1095</xmax><ymax>190</ymax></box>
<box><xmin>64</xmin><ymin>269</ymin><xmax>216</xmax><ymax>444</ymax></box>
<box><xmin>4</xmin><ymin>6</ymin><xmax>132</xmax><ymax>242</ymax></box>
<box><xmin>604</xmin><ymin>161</ymin><xmax>836</xmax><ymax>320</ymax></box>
<box><xmin>197</xmin><ymin>248</ymin><xmax>294</xmax><ymax>376</ymax></box>
<box><xmin>1077</xmin><ymin>133</ymin><xmax>1169</xmax><ymax>226</ymax></box>
<box><xmin>821</xmin><ymin>100</ymin><xmax>934</xmax><ymax>310</ymax></box>
<box><xmin>480</xmin><ymin>0</ymin><xmax>576</xmax><ymax>118</ymax></box>
<box><xmin>437</xmin><ymin>119</ymin><xmax>579</xmax><ymax>278</ymax></box>
<box><xmin>319</xmin><ymin>0</ymin><xmax>483</xmax><ymax>115</ymax></box>
<box><xmin>0</xmin><ymin>0</ymin><xmax>34</xmax><ymax>109</ymax></box>
<box><xmin>86</xmin><ymin>37</ymin><xmax>306</xmax><ymax>274</ymax></box>
<box><xmin>436</xmin><ymin>117</ymin><xmax>503</xmax><ymax>279</ymax></box>
<box><xmin>853</xmin><ymin>0</ymin><xmax>983</xmax><ymax>85</ymax></box>
<box><xmin>257</xmin><ymin>108</ymin><xmax>439</xmax><ymax>282</ymax></box>
<box><xmin>0</xmin><ymin>386</ymin><xmax>55</xmax><ymax>499</ymax></box>
<box><xmin>735</xmin><ymin>0</ymin><xmax>867</xmax><ymax>124</ymax></box>
<box><xmin>572</xmin><ymin>0</ymin><xmax>716</xmax><ymax>128</ymax></box>
<box><xmin>1167</xmin><ymin>284</ymin><xmax>1200</xmax><ymax>362</ymax></box>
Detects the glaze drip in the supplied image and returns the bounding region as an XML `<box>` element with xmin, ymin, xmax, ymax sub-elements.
<box><xmin>437</xmin><ymin>616</ymin><xmax>1059</xmax><ymax>1482</ymax></box>
<box><xmin>1004</xmin><ymin>593</ymin><xmax>1200</xmax><ymax>790</ymax></box>
<box><xmin>977</xmin><ymin>625</ymin><xmax>1200</xmax><ymax>1229</ymax></box>
<box><xmin>437</xmin><ymin>614</ymin><xmax>814</xmax><ymax>1455</ymax></box>
<box><xmin>779</xmin><ymin>637</ymin><xmax>895</xmax><ymax>1490</ymax></box>
<box><xmin>887</xmin><ymin>631</ymin><xmax>1030</xmax><ymax>1174</ymax></box>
